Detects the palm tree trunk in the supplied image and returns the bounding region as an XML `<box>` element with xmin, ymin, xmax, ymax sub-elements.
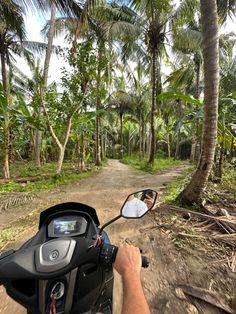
<box><xmin>1</xmin><ymin>51</ymin><xmax>10</xmax><ymax>179</ymax></box>
<box><xmin>36</xmin><ymin>2</ymin><xmax>56</xmax><ymax>167</ymax></box>
<box><xmin>148</xmin><ymin>47</ymin><xmax>157</xmax><ymax>164</ymax></box>
<box><xmin>120</xmin><ymin>112</ymin><xmax>123</xmax><ymax>159</ymax></box>
<box><xmin>177</xmin><ymin>0</ymin><xmax>219</xmax><ymax>205</ymax></box>
<box><xmin>175</xmin><ymin>130</ymin><xmax>180</xmax><ymax>159</ymax></box>
<box><xmin>218</xmin><ymin>112</ymin><xmax>226</xmax><ymax>180</ymax></box>
<box><xmin>95</xmin><ymin>40</ymin><xmax>102</xmax><ymax>166</ymax></box>
<box><xmin>139</xmin><ymin>112</ymin><xmax>142</xmax><ymax>159</ymax></box>
<box><xmin>142</xmin><ymin>116</ymin><xmax>146</xmax><ymax>156</ymax></box>
<box><xmin>167</xmin><ymin>134</ymin><xmax>171</xmax><ymax>158</ymax></box>
<box><xmin>191</xmin><ymin>58</ymin><xmax>201</xmax><ymax>162</ymax></box>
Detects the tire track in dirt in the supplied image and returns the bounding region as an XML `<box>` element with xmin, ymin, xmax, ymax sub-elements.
<box><xmin>0</xmin><ymin>160</ymin><xmax>190</xmax><ymax>314</ymax></box>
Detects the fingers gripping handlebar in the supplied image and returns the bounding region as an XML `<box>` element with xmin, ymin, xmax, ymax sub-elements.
<box><xmin>100</xmin><ymin>244</ymin><xmax>150</xmax><ymax>268</ymax></box>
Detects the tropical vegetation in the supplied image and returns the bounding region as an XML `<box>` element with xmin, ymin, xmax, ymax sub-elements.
<box><xmin>0</xmin><ymin>0</ymin><xmax>235</xmax><ymax>205</ymax></box>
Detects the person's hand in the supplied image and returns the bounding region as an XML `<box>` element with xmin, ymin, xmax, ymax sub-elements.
<box><xmin>143</xmin><ymin>195</ymin><xmax>155</xmax><ymax>209</ymax></box>
<box><xmin>113</xmin><ymin>243</ymin><xmax>141</xmax><ymax>279</ymax></box>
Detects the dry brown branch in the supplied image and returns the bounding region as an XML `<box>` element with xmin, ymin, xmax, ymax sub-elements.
<box><xmin>177</xmin><ymin>232</ymin><xmax>236</xmax><ymax>248</ymax></box>
<box><xmin>177</xmin><ymin>284</ymin><xmax>233</xmax><ymax>313</ymax></box>
<box><xmin>170</xmin><ymin>205</ymin><xmax>236</xmax><ymax>233</ymax></box>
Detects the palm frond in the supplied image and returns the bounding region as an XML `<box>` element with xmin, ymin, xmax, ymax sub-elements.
<box><xmin>0</xmin><ymin>0</ymin><xmax>26</xmax><ymax>40</ymax></box>
<box><xmin>164</xmin><ymin>65</ymin><xmax>195</xmax><ymax>90</ymax></box>
<box><xmin>217</xmin><ymin>0</ymin><xmax>236</xmax><ymax>24</ymax></box>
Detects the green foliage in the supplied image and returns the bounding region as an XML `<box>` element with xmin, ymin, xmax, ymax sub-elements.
<box><xmin>122</xmin><ymin>155</ymin><xmax>183</xmax><ymax>173</ymax></box>
<box><xmin>0</xmin><ymin>206</ymin><xmax>39</xmax><ymax>250</ymax></box>
<box><xmin>221</xmin><ymin>163</ymin><xmax>236</xmax><ymax>198</ymax></box>
<box><xmin>162</xmin><ymin>172</ymin><xmax>191</xmax><ymax>203</ymax></box>
<box><xmin>158</xmin><ymin>91</ymin><xmax>202</xmax><ymax>106</ymax></box>
<box><xmin>0</xmin><ymin>162</ymin><xmax>98</xmax><ymax>192</ymax></box>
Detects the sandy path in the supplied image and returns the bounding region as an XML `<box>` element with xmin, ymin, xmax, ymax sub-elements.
<box><xmin>0</xmin><ymin>160</ymin><xmax>190</xmax><ymax>314</ymax></box>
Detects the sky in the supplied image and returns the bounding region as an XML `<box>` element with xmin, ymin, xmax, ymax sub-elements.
<box><xmin>17</xmin><ymin>6</ymin><xmax>236</xmax><ymax>86</ymax></box>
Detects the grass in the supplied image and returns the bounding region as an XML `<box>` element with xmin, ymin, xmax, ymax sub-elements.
<box><xmin>0</xmin><ymin>161</ymin><xmax>99</xmax><ymax>193</ymax></box>
<box><xmin>122</xmin><ymin>155</ymin><xmax>183</xmax><ymax>173</ymax></box>
<box><xmin>221</xmin><ymin>164</ymin><xmax>236</xmax><ymax>198</ymax></box>
<box><xmin>161</xmin><ymin>168</ymin><xmax>195</xmax><ymax>203</ymax></box>
<box><xmin>0</xmin><ymin>210</ymin><xmax>39</xmax><ymax>250</ymax></box>
<box><xmin>0</xmin><ymin>161</ymin><xmax>75</xmax><ymax>178</ymax></box>
<box><xmin>162</xmin><ymin>162</ymin><xmax>236</xmax><ymax>208</ymax></box>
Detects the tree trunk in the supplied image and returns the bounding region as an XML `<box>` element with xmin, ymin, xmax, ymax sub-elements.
<box><xmin>1</xmin><ymin>51</ymin><xmax>10</xmax><ymax>179</ymax></box>
<box><xmin>217</xmin><ymin>112</ymin><xmax>225</xmax><ymax>180</ymax></box>
<box><xmin>142</xmin><ymin>116</ymin><xmax>146</xmax><ymax>156</ymax></box>
<box><xmin>191</xmin><ymin>57</ymin><xmax>201</xmax><ymax>162</ymax></box>
<box><xmin>57</xmin><ymin>146</ymin><xmax>65</xmax><ymax>174</ymax></box>
<box><xmin>177</xmin><ymin>0</ymin><xmax>219</xmax><ymax>205</ymax></box>
<box><xmin>119</xmin><ymin>112</ymin><xmax>123</xmax><ymax>159</ymax></box>
<box><xmin>139</xmin><ymin>112</ymin><xmax>142</xmax><ymax>159</ymax></box>
<box><xmin>167</xmin><ymin>134</ymin><xmax>171</xmax><ymax>158</ymax></box>
<box><xmin>95</xmin><ymin>40</ymin><xmax>102</xmax><ymax>166</ymax></box>
<box><xmin>148</xmin><ymin>47</ymin><xmax>157</xmax><ymax>164</ymax></box>
<box><xmin>36</xmin><ymin>3</ymin><xmax>56</xmax><ymax>167</ymax></box>
<box><xmin>100</xmin><ymin>119</ymin><xmax>105</xmax><ymax>160</ymax></box>
<box><xmin>175</xmin><ymin>130</ymin><xmax>180</xmax><ymax>159</ymax></box>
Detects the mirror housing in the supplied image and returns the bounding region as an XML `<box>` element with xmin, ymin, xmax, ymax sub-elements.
<box><xmin>121</xmin><ymin>189</ymin><xmax>157</xmax><ymax>219</ymax></box>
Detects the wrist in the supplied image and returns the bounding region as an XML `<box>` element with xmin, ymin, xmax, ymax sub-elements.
<box><xmin>122</xmin><ymin>269</ymin><xmax>141</xmax><ymax>284</ymax></box>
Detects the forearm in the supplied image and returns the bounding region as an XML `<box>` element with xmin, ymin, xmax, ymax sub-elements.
<box><xmin>121</xmin><ymin>272</ymin><xmax>150</xmax><ymax>314</ymax></box>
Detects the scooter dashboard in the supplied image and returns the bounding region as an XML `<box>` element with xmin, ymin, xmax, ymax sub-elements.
<box><xmin>47</xmin><ymin>215</ymin><xmax>88</xmax><ymax>238</ymax></box>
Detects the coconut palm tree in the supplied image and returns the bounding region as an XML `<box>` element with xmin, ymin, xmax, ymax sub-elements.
<box><xmin>177</xmin><ymin>0</ymin><xmax>220</xmax><ymax>205</ymax></box>
<box><xmin>45</xmin><ymin>1</ymin><xmax>138</xmax><ymax>165</ymax></box>
<box><xmin>119</xmin><ymin>0</ymin><xmax>173</xmax><ymax>164</ymax></box>
<box><xmin>0</xmin><ymin>0</ymin><xmax>25</xmax><ymax>178</ymax></box>
<box><xmin>108</xmin><ymin>75</ymin><xmax>134</xmax><ymax>159</ymax></box>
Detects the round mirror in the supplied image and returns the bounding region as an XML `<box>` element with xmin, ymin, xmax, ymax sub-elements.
<box><xmin>121</xmin><ymin>189</ymin><xmax>157</xmax><ymax>219</ymax></box>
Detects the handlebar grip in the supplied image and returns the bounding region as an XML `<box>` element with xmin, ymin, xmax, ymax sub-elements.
<box><xmin>141</xmin><ymin>256</ymin><xmax>149</xmax><ymax>268</ymax></box>
<box><xmin>100</xmin><ymin>244</ymin><xmax>149</xmax><ymax>268</ymax></box>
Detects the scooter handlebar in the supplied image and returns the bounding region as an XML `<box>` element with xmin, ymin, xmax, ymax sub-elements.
<box><xmin>100</xmin><ymin>244</ymin><xmax>150</xmax><ymax>268</ymax></box>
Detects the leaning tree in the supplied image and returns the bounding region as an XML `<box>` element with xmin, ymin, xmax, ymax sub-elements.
<box><xmin>177</xmin><ymin>0</ymin><xmax>220</xmax><ymax>205</ymax></box>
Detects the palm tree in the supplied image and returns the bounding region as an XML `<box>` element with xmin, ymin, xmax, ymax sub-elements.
<box><xmin>35</xmin><ymin>2</ymin><xmax>56</xmax><ymax>167</ymax></box>
<box><xmin>109</xmin><ymin>76</ymin><xmax>134</xmax><ymax>159</ymax></box>
<box><xmin>0</xmin><ymin>0</ymin><xmax>25</xmax><ymax>178</ymax></box>
<box><xmin>120</xmin><ymin>0</ymin><xmax>172</xmax><ymax>164</ymax></box>
<box><xmin>46</xmin><ymin>1</ymin><xmax>138</xmax><ymax>165</ymax></box>
<box><xmin>177</xmin><ymin>0</ymin><xmax>220</xmax><ymax>205</ymax></box>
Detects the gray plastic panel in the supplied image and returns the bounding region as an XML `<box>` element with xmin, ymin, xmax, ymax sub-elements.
<box><xmin>35</xmin><ymin>238</ymin><xmax>76</xmax><ymax>273</ymax></box>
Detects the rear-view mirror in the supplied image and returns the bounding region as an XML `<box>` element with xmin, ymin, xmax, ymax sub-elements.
<box><xmin>121</xmin><ymin>189</ymin><xmax>157</xmax><ymax>219</ymax></box>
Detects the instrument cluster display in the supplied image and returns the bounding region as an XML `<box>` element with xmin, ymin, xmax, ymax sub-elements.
<box><xmin>48</xmin><ymin>215</ymin><xmax>88</xmax><ymax>237</ymax></box>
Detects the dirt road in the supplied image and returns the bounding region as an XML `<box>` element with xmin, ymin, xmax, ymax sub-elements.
<box><xmin>0</xmin><ymin>160</ymin><xmax>196</xmax><ymax>313</ymax></box>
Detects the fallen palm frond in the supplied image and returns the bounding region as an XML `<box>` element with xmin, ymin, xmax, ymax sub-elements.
<box><xmin>176</xmin><ymin>284</ymin><xmax>233</xmax><ymax>314</ymax></box>
<box><xmin>177</xmin><ymin>232</ymin><xmax>236</xmax><ymax>248</ymax></box>
<box><xmin>210</xmin><ymin>233</ymin><xmax>236</xmax><ymax>248</ymax></box>
<box><xmin>0</xmin><ymin>193</ymin><xmax>35</xmax><ymax>212</ymax></box>
<box><xmin>227</xmin><ymin>251</ymin><xmax>236</xmax><ymax>273</ymax></box>
<box><xmin>170</xmin><ymin>205</ymin><xmax>236</xmax><ymax>233</ymax></box>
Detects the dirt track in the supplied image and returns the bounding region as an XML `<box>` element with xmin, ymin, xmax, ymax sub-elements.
<box><xmin>0</xmin><ymin>160</ymin><xmax>201</xmax><ymax>313</ymax></box>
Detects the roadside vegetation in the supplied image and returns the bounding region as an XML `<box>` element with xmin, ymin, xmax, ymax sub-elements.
<box><xmin>122</xmin><ymin>155</ymin><xmax>183</xmax><ymax>172</ymax></box>
<box><xmin>0</xmin><ymin>0</ymin><xmax>235</xmax><ymax>209</ymax></box>
<box><xmin>0</xmin><ymin>161</ymin><xmax>99</xmax><ymax>192</ymax></box>
<box><xmin>163</xmin><ymin>162</ymin><xmax>236</xmax><ymax>206</ymax></box>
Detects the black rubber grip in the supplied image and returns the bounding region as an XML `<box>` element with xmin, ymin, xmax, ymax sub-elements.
<box><xmin>104</xmin><ymin>244</ymin><xmax>150</xmax><ymax>268</ymax></box>
<box><xmin>141</xmin><ymin>256</ymin><xmax>149</xmax><ymax>268</ymax></box>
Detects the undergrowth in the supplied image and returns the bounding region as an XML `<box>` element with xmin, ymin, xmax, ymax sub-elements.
<box><xmin>0</xmin><ymin>162</ymin><xmax>99</xmax><ymax>193</ymax></box>
<box><xmin>0</xmin><ymin>209</ymin><xmax>41</xmax><ymax>250</ymax></box>
<box><xmin>162</xmin><ymin>162</ymin><xmax>236</xmax><ymax>209</ymax></box>
<box><xmin>122</xmin><ymin>155</ymin><xmax>183</xmax><ymax>172</ymax></box>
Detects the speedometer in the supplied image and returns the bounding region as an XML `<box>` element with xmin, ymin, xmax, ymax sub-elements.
<box><xmin>48</xmin><ymin>215</ymin><xmax>88</xmax><ymax>237</ymax></box>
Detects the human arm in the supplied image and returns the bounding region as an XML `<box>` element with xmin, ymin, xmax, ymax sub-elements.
<box><xmin>113</xmin><ymin>243</ymin><xmax>151</xmax><ymax>314</ymax></box>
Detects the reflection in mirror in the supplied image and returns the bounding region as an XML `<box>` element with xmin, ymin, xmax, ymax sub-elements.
<box><xmin>121</xmin><ymin>189</ymin><xmax>157</xmax><ymax>218</ymax></box>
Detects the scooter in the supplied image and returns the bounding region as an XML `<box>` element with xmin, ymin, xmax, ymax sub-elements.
<box><xmin>0</xmin><ymin>189</ymin><xmax>157</xmax><ymax>314</ymax></box>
